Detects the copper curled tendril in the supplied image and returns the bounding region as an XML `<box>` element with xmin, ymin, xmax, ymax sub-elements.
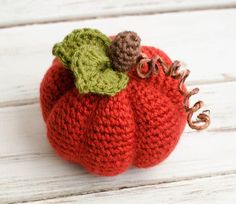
<box><xmin>136</xmin><ymin>53</ymin><xmax>211</xmax><ymax>131</ymax></box>
<box><xmin>136</xmin><ymin>56</ymin><xmax>153</xmax><ymax>78</ymax></box>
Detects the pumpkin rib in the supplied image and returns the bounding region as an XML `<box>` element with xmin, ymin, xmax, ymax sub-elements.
<box><xmin>40</xmin><ymin>58</ymin><xmax>74</xmax><ymax>121</ymax></box>
<box><xmin>140</xmin><ymin>46</ymin><xmax>187</xmax><ymax>112</ymax></box>
<box><xmin>46</xmin><ymin>88</ymin><xmax>99</xmax><ymax>164</ymax></box>
<box><xmin>126</xmin><ymin>46</ymin><xmax>187</xmax><ymax>167</ymax></box>
<box><xmin>139</xmin><ymin>46</ymin><xmax>187</xmax><ymax>125</ymax></box>
<box><xmin>79</xmin><ymin>90</ymin><xmax>136</xmax><ymax>176</ymax></box>
<box><xmin>127</xmin><ymin>77</ymin><xmax>185</xmax><ymax>168</ymax></box>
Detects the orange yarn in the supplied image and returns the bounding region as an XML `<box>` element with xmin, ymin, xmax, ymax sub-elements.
<box><xmin>40</xmin><ymin>46</ymin><xmax>187</xmax><ymax>176</ymax></box>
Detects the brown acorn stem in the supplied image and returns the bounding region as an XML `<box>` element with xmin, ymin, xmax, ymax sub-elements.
<box><xmin>136</xmin><ymin>54</ymin><xmax>211</xmax><ymax>131</ymax></box>
<box><xmin>107</xmin><ymin>31</ymin><xmax>141</xmax><ymax>72</ymax></box>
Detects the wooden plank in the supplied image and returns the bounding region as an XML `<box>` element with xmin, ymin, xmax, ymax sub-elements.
<box><xmin>1</xmin><ymin>131</ymin><xmax>236</xmax><ymax>203</ymax></box>
<box><xmin>0</xmin><ymin>9</ymin><xmax>236</xmax><ymax>107</ymax></box>
<box><xmin>29</xmin><ymin>174</ymin><xmax>236</xmax><ymax>204</ymax></box>
<box><xmin>1</xmin><ymin>0</ymin><xmax>236</xmax><ymax>28</ymax></box>
<box><xmin>0</xmin><ymin>81</ymin><xmax>236</xmax><ymax>203</ymax></box>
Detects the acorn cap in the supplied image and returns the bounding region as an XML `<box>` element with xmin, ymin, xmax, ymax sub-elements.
<box><xmin>107</xmin><ymin>31</ymin><xmax>141</xmax><ymax>72</ymax></box>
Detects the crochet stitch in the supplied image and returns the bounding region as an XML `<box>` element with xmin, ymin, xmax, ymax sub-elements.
<box><xmin>107</xmin><ymin>31</ymin><xmax>141</xmax><ymax>72</ymax></box>
<box><xmin>71</xmin><ymin>45</ymin><xmax>128</xmax><ymax>96</ymax></box>
<box><xmin>40</xmin><ymin>28</ymin><xmax>210</xmax><ymax>176</ymax></box>
<box><xmin>53</xmin><ymin>28</ymin><xmax>128</xmax><ymax>96</ymax></box>
<box><xmin>53</xmin><ymin>28</ymin><xmax>111</xmax><ymax>68</ymax></box>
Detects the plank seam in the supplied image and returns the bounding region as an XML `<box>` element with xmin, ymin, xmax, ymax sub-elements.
<box><xmin>1</xmin><ymin>6</ymin><xmax>236</xmax><ymax>29</ymax></box>
<box><xmin>11</xmin><ymin>171</ymin><xmax>236</xmax><ymax>204</ymax></box>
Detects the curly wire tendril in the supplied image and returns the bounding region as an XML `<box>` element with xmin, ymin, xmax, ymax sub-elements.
<box><xmin>136</xmin><ymin>54</ymin><xmax>211</xmax><ymax>131</ymax></box>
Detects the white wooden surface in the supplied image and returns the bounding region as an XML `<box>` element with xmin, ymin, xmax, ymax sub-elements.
<box><xmin>0</xmin><ymin>1</ymin><xmax>236</xmax><ymax>203</ymax></box>
<box><xmin>1</xmin><ymin>0</ymin><xmax>236</xmax><ymax>28</ymax></box>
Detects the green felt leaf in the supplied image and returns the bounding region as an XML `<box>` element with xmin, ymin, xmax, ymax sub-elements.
<box><xmin>52</xmin><ymin>28</ymin><xmax>111</xmax><ymax>68</ymax></box>
<box><xmin>71</xmin><ymin>45</ymin><xmax>129</xmax><ymax>96</ymax></box>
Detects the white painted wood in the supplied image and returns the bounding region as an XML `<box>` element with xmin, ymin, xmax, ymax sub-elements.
<box><xmin>0</xmin><ymin>81</ymin><xmax>236</xmax><ymax>203</ymax></box>
<box><xmin>1</xmin><ymin>131</ymin><xmax>236</xmax><ymax>203</ymax></box>
<box><xmin>0</xmin><ymin>3</ymin><xmax>236</xmax><ymax>203</ymax></box>
<box><xmin>29</xmin><ymin>174</ymin><xmax>236</xmax><ymax>204</ymax></box>
<box><xmin>0</xmin><ymin>9</ymin><xmax>236</xmax><ymax>107</ymax></box>
<box><xmin>1</xmin><ymin>0</ymin><xmax>236</xmax><ymax>28</ymax></box>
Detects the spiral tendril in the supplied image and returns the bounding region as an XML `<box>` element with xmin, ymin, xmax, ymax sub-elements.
<box><xmin>136</xmin><ymin>54</ymin><xmax>211</xmax><ymax>131</ymax></box>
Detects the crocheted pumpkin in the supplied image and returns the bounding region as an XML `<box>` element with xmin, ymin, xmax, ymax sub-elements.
<box><xmin>40</xmin><ymin>28</ymin><xmax>210</xmax><ymax>176</ymax></box>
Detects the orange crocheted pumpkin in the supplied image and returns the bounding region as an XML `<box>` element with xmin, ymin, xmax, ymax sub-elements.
<box><xmin>40</xmin><ymin>28</ymin><xmax>210</xmax><ymax>176</ymax></box>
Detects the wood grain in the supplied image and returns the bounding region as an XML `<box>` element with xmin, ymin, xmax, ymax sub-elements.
<box><xmin>28</xmin><ymin>174</ymin><xmax>236</xmax><ymax>204</ymax></box>
<box><xmin>1</xmin><ymin>0</ymin><xmax>236</xmax><ymax>28</ymax></box>
<box><xmin>0</xmin><ymin>9</ymin><xmax>236</xmax><ymax>107</ymax></box>
<box><xmin>1</xmin><ymin>130</ymin><xmax>236</xmax><ymax>203</ymax></box>
<box><xmin>1</xmin><ymin>2</ymin><xmax>236</xmax><ymax>203</ymax></box>
<box><xmin>0</xmin><ymin>81</ymin><xmax>236</xmax><ymax>203</ymax></box>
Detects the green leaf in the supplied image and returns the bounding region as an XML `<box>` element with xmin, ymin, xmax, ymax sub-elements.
<box><xmin>52</xmin><ymin>28</ymin><xmax>129</xmax><ymax>96</ymax></box>
<box><xmin>71</xmin><ymin>45</ymin><xmax>129</xmax><ymax>96</ymax></box>
<box><xmin>52</xmin><ymin>28</ymin><xmax>111</xmax><ymax>68</ymax></box>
